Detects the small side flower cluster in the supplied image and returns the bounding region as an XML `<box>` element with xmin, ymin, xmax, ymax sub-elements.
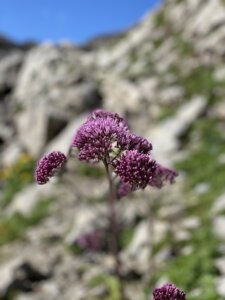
<box><xmin>152</xmin><ymin>283</ymin><xmax>186</xmax><ymax>300</ymax></box>
<box><xmin>35</xmin><ymin>151</ymin><xmax>67</xmax><ymax>185</ymax></box>
<box><xmin>117</xmin><ymin>181</ymin><xmax>132</xmax><ymax>199</ymax></box>
<box><xmin>35</xmin><ymin>109</ymin><xmax>178</xmax><ymax>192</ymax></box>
<box><xmin>77</xmin><ymin>229</ymin><xmax>105</xmax><ymax>252</ymax></box>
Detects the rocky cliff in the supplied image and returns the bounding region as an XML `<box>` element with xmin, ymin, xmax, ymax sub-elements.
<box><xmin>0</xmin><ymin>0</ymin><xmax>225</xmax><ymax>299</ymax></box>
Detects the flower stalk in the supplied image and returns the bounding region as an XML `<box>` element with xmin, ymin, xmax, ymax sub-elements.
<box><xmin>104</xmin><ymin>158</ymin><xmax>125</xmax><ymax>300</ymax></box>
<box><xmin>35</xmin><ymin>109</ymin><xmax>179</xmax><ymax>299</ymax></box>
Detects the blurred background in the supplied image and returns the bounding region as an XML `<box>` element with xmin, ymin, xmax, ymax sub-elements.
<box><xmin>0</xmin><ymin>0</ymin><xmax>225</xmax><ymax>299</ymax></box>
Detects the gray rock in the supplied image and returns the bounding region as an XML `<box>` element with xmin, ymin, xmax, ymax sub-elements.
<box><xmin>194</xmin><ymin>183</ymin><xmax>210</xmax><ymax>195</ymax></box>
<box><xmin>215</xmin><ymin>257</ymin><xmax>225</xmax><ymax>275</ymax></box>
<box><xmin>147</xmin><ymin>96</ymin><xmax>207</xmax><ymax>165</ymax></box>
<box><xmin>65</xmin><ymin>204</ymin><xmax>109</xmax><ymax>245</ymax></box>
<box><xmin>1</xmin><ymin>141</ymin><xmax>23</xmax><ymax>167</ymax></box>
<box><xmin>216</xmin><ymin>276</ymin><xmax>225</xmax><ymax>297</ymax></box>
<box><xmin>0</xmin><ymin>51</ymin><xmax>24</xmax><ymax>93</ymax></box>
<box><xmin>7</xmin><ymin>183</ymin><xmax>55</xmax><ymax>217</ymax></box>
<box><xmin>180</xmin><ymin>217</ymin><xmax>200</xmax><ymax>230</ymax></box>
<box><xmin>213</xmin><ymin>193</ymin><xmax>225</xmax><ymax>215</ymax></box>
<box><xmin>213</xmin><ymin>217</ymin><xmax>225</xmax><ymax>240</ymax></box>
<box><xmin>45</xmin><ymin>114</ymin><xmax>85</xmax><ymax>155</ymax></box>
<box><xmin>122</xmin><ymin>221</ymin><xmax>151</xmax><ymax>273</ymax></box>
<box><xmin>0</xmin><ymin>258</ymin><xmax>24</xmax><ymax>296</ymax></box>
<box><xmin>13</xmin><ymin>44</ymin><xmax>102</xmax><ymax>155</ymax></box>
<box><xmin>102</xmin><ymin>76</ymin><xmax>142</xmax><ymax>115</ymax></box>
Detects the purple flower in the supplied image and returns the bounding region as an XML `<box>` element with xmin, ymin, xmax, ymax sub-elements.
<box><xmin>88</xmin><ymin>109</ymin><xmax>129</xmax><ymax>130</ymax></box>
<box><xmin>72</xmin><ymin>117</ymin><xmax>129</xmax><ymax>162</ymax></box>
<box><xmin>150</xmin><ymin>164</ymin><xmax>178</xmax><ymax>188</ymax></box>
<box><xmin>35</xmin><ymin>151</ymin><xmax>67</xmax><ymax>185</ymax></box>
<box><xmin>127</xmin><ymin>134</ymin><xmax>152</xmax><ymax>154</ymax></box>
<box><xmin>77</xmin><ymin>229</ymin><xmax>105</xmax><ymax>251</ymax></box>
<box><xmin>117</xmin><ymin>181</ymin><xmax>132</xmax><ymax>199</ymax></box>
<box><xmin>114</xmin><ymin>150</ymin><xmax>157</xmax><ymax>189</ymax></box>
<box><xmin>152</xmin><ymin>283</ymin><xmax>186</xmax><ymax>300</ymax></box>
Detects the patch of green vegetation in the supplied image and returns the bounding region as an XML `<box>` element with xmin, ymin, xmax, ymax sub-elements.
<box><xmin>0</xmin><ymin>154</ymin><xmax>35</xmax><ymax>207</ymax></box>
<box><xmin>87</xmin><ymin>196</ymin><xmax>106</xmax><ymax>203</ymax></box>
<box><xmin>67</xmin><ymin>243</ymin><xmax>84</xmax><ymax>256</ymax></box>
<box><xmin>181</xmin><ymin>67</ymin><xmax>215</xmax><ymax>99</ymax></box>
<box><xmin>13</xmin><ymin>102</ymin><xmax>25</xmax><ymax>114</ymax></box>
<box><xmin>154</xmin><ymin>10</ymin><xmax>166</xmax><ymax>28</ymax></box>
<box><xmin>175</xmin><ymin>36</ymin><xmax>193</xmax><ymax>56</ymax></box>
<box><xmin>119</xmin><ymin>227</ymin><xmax>134</xmax><ymax>249</ymax></box>
<box><xmin>149</xmin><ymin>117</ymin><xmax>225</xmax><ymax>299</ymax></box>
<box><xmin>153</xmin><ymin>38</ymin><xmax>164</xmax><ymax>49</ymax></box>
<box><xmin>0</xmin><ymin>289</ymin><xmax>19</xmax><ymax>300</ymax></box>
<box><xmin>161</xmin><ymin>224</ymin><xmax>219</xmax><ymax>300</ymax></box>
<box><xmin>177</xmin><ymin>118</ymin><xmax>225</xmax><ymax>190</ymax></box>
<box><xmin>164</xmin><ymin>64</ymin><xmax>218</xmax><ymax>103</ymax></box>
<box><xmin>76</xmin><ymin>163</ymin><xmax>105</xmax><ymax>178</ymax></box>
<box><xmin>157</xmin><ymin>105</ymin><xmax>177</xmax><ymax>121</ymax></box>
<box><xmin>89</xmin><ymin>274</ymin><xmax>120</xmax><ymax>300</ymax></box>
<box><xmin>0</xmin><ymin>198</ymin><xmax>52</xmax><ymax>246</ymax></box>
<box><xmin>129</xmin><ymin>49</ymin><xmax>139</xmax><ymax>64</ymax></box>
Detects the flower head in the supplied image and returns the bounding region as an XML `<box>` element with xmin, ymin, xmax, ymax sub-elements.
<box><xmin>72</xmin><ymin>117</ymin><xmax>129</xmax><ymax>162</ymax></box>
<box><xmin>35</xmin><ymin>151</ymin><xmax>67</xmax><ymax>185</ymax></box>
<box><xmin>77</xmin><ymin>229</ymin><xmax>105</xmax><ymax>252</ymax></box>
<box><xmin>150</xmin><ymin>164</ymin><xmax>178</xmax><ymax>188</ymax></box>
<box><xmin>152</xmin><ymin>283</ymin><xmax>186</xmax><ymax>300</ymax></box>
<box><xmin>114</xmin><ymin>150</ymin><xmax>157</xmax><ymax>189</ymax></box>
<box><xmin>128</xmin><ymin>134</ymin><xmax>152</xmax><ymax>154</ymax></box>
<box><xmin>88</xmin><ymin>109</ymin><xmax>129</xmax><ymax>130</ymax></box>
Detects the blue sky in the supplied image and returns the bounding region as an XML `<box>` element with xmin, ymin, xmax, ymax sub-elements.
<box><xmin>0</xmin><ymin>0</ymin><xmax>161</xmax><ymax>44</ymax></box>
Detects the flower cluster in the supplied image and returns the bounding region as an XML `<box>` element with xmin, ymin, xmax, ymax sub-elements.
<box><xmin>128</xmin><ymin>134</ymin><xmax>152</xmax><ymax>154</ymax></box>
<box><xmin>117</xmin><ymin>181</ymin><xmax>132</xmax><ymax>199</ymax></box>
<box><xmin>71</xmin><ymin>109</ymin><xmax>177</xmax><ymax>191</ymax></box>
<box><xmin>77</xmin><ymin>229</ymin><xmax>105</xmax><ymax>252</ymax></box>
<box><xmin>35</xmin><ymin>151</ymin><xmax>67</xmax><ymax>185</ymax></box>
<box><xmin>150</xmin><ymin>164</ymin><xmax>178</xmax><ymax>189</ymax></box>
<box><xmin>152</xmin><ymin>283</ymin><xmax>186</xmax><ymax>300</ymax></box>
<box><xmin>115</xmin><ymin>150</ymin><xmax>157</xmax><ymax>190</ymax></box>
<box><xmin>72</xmin><ymin>116</ymin><xmax>129</xmax><ymax>162</ymax></box>
<box><xmin>88</xmin><ymin>109</ymin><xmax>129</xmax><ymax>130</ymax></box>
<box><xmin>36</xmin><ymin>109</ymin><xmax>178</xmax><ymax>190</ymax></box>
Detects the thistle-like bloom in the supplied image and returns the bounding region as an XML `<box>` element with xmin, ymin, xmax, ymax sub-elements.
<box><xmin>72</xmin><ymin>117</ymin><xmax>129</xmax><ymax>162</ymax></box>
<box><xmin>117</xmin><ymin>181</ymin><xmax>132</xmax><ymax>199</ymax></box>
<box><xmin>152</xmin><ymin>283</ymin><xmax>186</xmax><ymax>300</ymax></box>
<box><xmin>35</xmin><ymin>151</ymin><xmax>67</xmax><ymax>185</ymax></box>
<box><xmin>128</xmin><ymin>134</ymin><xmax>152</xmax><ymax>154</ymax></box>
<box><xmin>88</xmin><ymin>109</ymin><xmax>129</xmax><ymax>130</ymax></box>
<box><xmin>114</xmin><ymin>150</ymin><xmax>157</xmax><ymax>189</ymax></box>
<box><xmin>150</xmin><ymin>164</ymin><xmax>178</xmax><ymax>189</ymax></box>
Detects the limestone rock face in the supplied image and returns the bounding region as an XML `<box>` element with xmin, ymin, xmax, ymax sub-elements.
<box><xmin>0</xmin><ymin>51</ymin><xmax>24</xmax><ymax>94</ymax></box>
<box><xmin>13</xmin><ymin>45</ymin><xmax>102</xmax><ymax>156</ymax></box>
